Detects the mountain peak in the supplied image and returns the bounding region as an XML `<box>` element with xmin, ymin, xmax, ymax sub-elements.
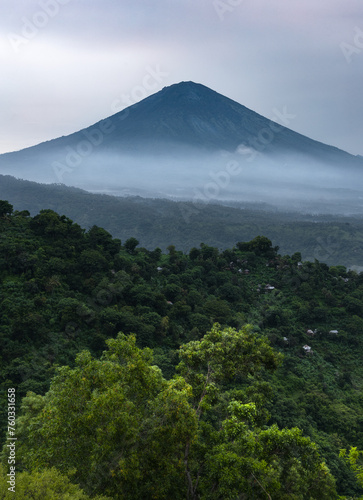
<box><xmin>109</xmin><ymin>80</ymin><xmax>257</xmax><ymax>151</ymax></box>
<box><xmin>128</xmin><ymin>80</ymin><xmax>228</xmax><ymax>112</ymax></box>
<box><xmin>161</xmin><ymin>80</ymin><xmax>211</xmax><ymax>94</ymax></box>
<box><xmin>152</xmin><ymin>80</ymin><xmax>238</xmax><ymax>107</ymax></box>
<box><xmin>163</xmin><ymin>80</ymin><xmax>203</xmax><ymax>89</ymax></box>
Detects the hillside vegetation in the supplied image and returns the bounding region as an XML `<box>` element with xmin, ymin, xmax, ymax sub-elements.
<box><xmin>1</xmin><ymin>174</ymin><xmax>363</xmax><ymax>268</ymax></box>
<box><xmin>0</xmin><ymin>200</ymin><xmax>363</xmax><ymax>498</ymax></box>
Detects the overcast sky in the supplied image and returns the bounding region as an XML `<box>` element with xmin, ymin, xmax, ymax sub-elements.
<box><xmin>1</xmin><ymin>0</ymin><xmax>362</xmax><ymax>156</ymax></box>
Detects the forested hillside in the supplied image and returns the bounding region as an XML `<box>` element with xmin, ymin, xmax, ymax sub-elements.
<box><xmin>1</xmin><ymin>174</ymin><xmax>363</xmax><ymax>269</ymax></box>
<box><xmin>0</xmin><ymin>200</ymin><xmax>363</xmax><ymax>498</ymax></box>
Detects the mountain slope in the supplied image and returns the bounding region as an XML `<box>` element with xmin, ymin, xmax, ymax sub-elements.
<box><xmin>0</xmin><ymin>81</ymin><xmax>362</xmax><ymax>209</ymax></box>
<box><xmin>1</xmin><ymin>81</ymin><xmax>362</xmax><ymax>159</ymax></box>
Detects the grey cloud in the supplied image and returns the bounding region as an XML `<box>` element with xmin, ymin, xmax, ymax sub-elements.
<box><xmin>0</xmin><ymin>0</ymin><xmax>362</xmax><ymax>155</ymax></box>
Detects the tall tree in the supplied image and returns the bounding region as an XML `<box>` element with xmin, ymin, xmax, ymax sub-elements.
<box><xmin>12</xmin><ymin>333</ymin><xmax>196</xmax><ymax>499</ymax></box>
<box><xmin>0</xmin><ymin>200</ymin><xmax>13</xmax><ymax>218</ymax></box>
<box><xmin>5</xmin><ymin>325</ymin><xmax>338</xmax><ymax>499</ymax></box>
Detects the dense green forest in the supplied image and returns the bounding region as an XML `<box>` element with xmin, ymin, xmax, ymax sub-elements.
<box><xmin>1</xmin><ymin>174</ymin><xmax>363</xmax><ymax>269</ymax></box>
<box><xmin>0</xmin><ymin>199</ymin><xmax>363</xmax><ymax>499</ymax></box>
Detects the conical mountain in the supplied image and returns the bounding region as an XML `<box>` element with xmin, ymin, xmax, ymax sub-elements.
<box><xmin>1</xmin><ymin>80</ymin><xmax>361</xmax><ymax>158</ymax></box>
<box><xmin>66</xmin><ymin>81</ymin><xmax>362</xmax><ymax>161</ymax></box>
<box><xmin>0</xmin><ymin>81</ymin><xmax>362</xmax><ymax>208</ymax></box>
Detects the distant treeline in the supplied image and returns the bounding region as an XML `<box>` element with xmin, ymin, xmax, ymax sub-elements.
<box><xmin>1</xmin><ymin>174</ymin><xmax>363</xmax><ymax>268</ymax></box>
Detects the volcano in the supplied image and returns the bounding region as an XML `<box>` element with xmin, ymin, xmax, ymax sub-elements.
<box><xmin>0</xmin><ymin>81</ymin><xmax>362</xmax><ymax>211</ymax></box>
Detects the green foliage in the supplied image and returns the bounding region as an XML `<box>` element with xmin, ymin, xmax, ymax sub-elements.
<box><xmin>3</xmin><ymin>326</ymin><xmax>338</xmax><ymax>499</ymax></box>
<box><xmin>178</xmin><ymin>323</ymin><xmax>282</xmax><ymax>390</ymax></box>
<box><xmin>201</xmin><ymin>425</ymin><xmax>336</xmax><ymax>500</ymax></box>
<box><xmin>2</xmin><ymin>174</ymin><xmax>363</xmax><ymax>267</ymax></box>
<box><xmin>0</xmin><ymin>200</ymin><xmax>13</xmax><ymax>218</ymax></box>
<box><xmin>124</xmin><ymin>237</ymin><xmax>139</xmax><ymax>254</ymax></box>
<box><xmin>12</xmin><ymin>334</ymin><xmax>197</xmax><ymax>499</ymax></box>
<box><xmin>340</xmin><ymin>447</ymin><xmax>363</xmax><ymax>492</ymax></box>
<box><xmin>176</xmin><ymin>325</ymin><xmax>335</xmax><ymax>499</ymax></box>
<box><xmin>0</xmin><ymin>201</ymin><xmax>362</xmax><ymax>497</ymax></box>
<box><xmin>0</xmin><ymin>465</ymin><xmax>110</xmax><ymax>499</ymax></box>
<box><xmin>237</xmin><ymin>235</ymin><xmax>277</xmax><ymax>258</ymax></box>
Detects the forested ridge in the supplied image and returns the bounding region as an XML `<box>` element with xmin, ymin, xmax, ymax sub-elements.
<box><xmin>1</xmin><ymin>174</ymin><xmax>363</xmax><ymax>268</ymax></box>
<box><xmin>0</xmin><ymin>199</ymin><xmax>363</xmax><ymax>499</ymax></box>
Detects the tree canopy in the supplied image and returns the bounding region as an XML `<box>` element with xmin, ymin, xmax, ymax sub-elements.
<box><xmin>0</xmin><ymin>203</ymin><xmax>362</xmax><ymax>498</ymax></box>
<box><xmin>8</xmin><ymin>326</ymin><xmax>337</xmax><ymax>499</ymax></box>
